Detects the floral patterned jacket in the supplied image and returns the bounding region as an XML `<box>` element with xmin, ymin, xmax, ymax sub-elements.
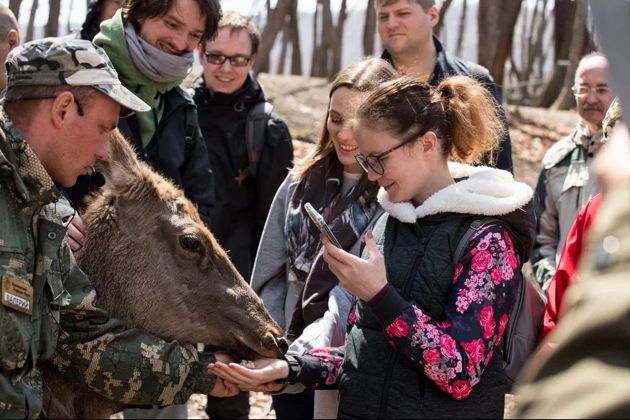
<box><xmin>296</xmin><ymin>224</ymin><xmax>519</xmax><ymax>399</ymax></box>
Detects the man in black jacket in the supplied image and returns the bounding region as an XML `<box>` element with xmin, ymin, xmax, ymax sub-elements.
<box><xmin>377</xmin><ymin>0</ymin><xmax>513</xmax><ymax>172</ymax></box>
<box><xmin>65</xmin><ymin>0</ymin><xmax>217</xmax><ymax>230</ymax></box>
<box><xmin>193</xmin><ymin>10</ymin><xmax>293</xmax><ymax>282</ymax></box>
<box><xmin>192</xmin><ymin>10</ymin><xmax>293</xmax><ymax>419</ymax></box>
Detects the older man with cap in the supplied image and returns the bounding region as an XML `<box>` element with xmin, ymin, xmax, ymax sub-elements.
<box><xmin>0</xmin><ymin>37</ymin><xmax>237</xmax><ymax>419</ymax></box>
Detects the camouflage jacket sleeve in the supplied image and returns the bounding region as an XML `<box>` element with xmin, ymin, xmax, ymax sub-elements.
<box><xmin>51</xmin><ymin>243</ymin><xmax>217</xmax><ymax>406</ymax></box>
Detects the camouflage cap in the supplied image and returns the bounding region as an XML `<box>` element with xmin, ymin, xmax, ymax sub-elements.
<box><xmin>5</xmin><ymin>37</ymin><xmax>150</xmax><ymax>114</ymax></box>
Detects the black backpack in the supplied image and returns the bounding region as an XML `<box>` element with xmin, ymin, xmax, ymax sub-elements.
<box><xmin>241</xmin><ymin>101</ymin><xmax>274</xmax><ymax>180</ymax></box>
<box><xmin>188</xmin><ymin>85</ymin><xmax>274</xmax><ymax>181</ymax></box>
<box><xmin>454</xmin><ymin>218</ymin><xmax>546</xmax><ymax>385</ymax></box>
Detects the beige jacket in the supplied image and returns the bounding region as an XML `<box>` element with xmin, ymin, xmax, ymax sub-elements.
<box><xmin>532</xmin><ymin>122</ymin><xmax>604</xmax><ymax>290</ymax></box>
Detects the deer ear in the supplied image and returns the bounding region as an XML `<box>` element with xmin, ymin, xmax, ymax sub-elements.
<box><xmin>96</xmin><ymin>129</ymin><xmax>143</xmax><ymax>185</ymax></box>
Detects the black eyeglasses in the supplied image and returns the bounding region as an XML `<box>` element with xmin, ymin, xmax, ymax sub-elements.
<box><xmin>203</xmin><ymin>51</ymin><xmax>251</xmax><ymax>67</ymax></box>
<box><xmin>354</xmin><ymin>132</ymin><xmax>425</xmax><ymax>175</ymax></box>
<box><xmin>5</xmin><ymin>95</ymin><xmax>84</xmax><ymax>116</ymax></box>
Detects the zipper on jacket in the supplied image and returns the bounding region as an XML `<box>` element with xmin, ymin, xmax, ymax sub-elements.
<box><xmin>378</xmin><ymin>244</ymin><xmax>425</xmax><ymax>418</ymax></box>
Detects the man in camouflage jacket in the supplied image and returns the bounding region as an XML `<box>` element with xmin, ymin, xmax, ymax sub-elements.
<box><xmin>0</xmin><ymin>38</ymin><xmax>234</xmax><ymax>419</ymax></box>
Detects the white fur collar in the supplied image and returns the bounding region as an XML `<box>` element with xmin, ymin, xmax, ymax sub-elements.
<box><xmin>378</xmin><ymin>162</ymin><xmax>533</xmax><ymax>223</ymax></box>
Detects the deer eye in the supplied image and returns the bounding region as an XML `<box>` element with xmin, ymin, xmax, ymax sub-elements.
<box><xmin>179</xmin><ymin>235</ymin><xmax>202</xmax><ymax>253</ymax></box>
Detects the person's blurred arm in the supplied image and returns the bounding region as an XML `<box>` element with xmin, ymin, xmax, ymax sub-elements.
<box><xmin>541</xmin><ymin>194</ymin><xmax>603</xmax><ymax>339</ymax></box>
<box><xmin>251</xmin><ymin>175</ymin><xmax>293</xmax><ymax>328</ymax></box>
<box><xmin>516</xmin><ymin>124</ymin><xmax>630</xmax><ymax>418</ymax></box>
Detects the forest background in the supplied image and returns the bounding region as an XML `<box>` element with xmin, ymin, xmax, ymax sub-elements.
<box><xmin>2</xmin><ymin>0</ymin><xmax>595</xmax><ymax>110</ymax></box>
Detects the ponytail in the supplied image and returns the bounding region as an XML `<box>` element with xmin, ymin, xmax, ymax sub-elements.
<box><xmin>357</xmin><ymin>75</ymin><xmax>504</xmax><ymax>164</ymax></box>
<box><xmin>436</xmin><ymin>76</ymin><xmax>503</xmax><ymax>164</ymax></box>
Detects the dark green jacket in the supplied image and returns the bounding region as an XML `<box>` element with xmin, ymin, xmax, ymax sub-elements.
<box><xmin>0</xmin><ymin>109</ymin><xmax>215</xmax><ymax>419</ymax></box>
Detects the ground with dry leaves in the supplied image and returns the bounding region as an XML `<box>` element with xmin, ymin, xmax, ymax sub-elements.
<box><xmin>113</xmin><ymin>73</ymin><xmax>577</xmax><ymax>419</ymax></box>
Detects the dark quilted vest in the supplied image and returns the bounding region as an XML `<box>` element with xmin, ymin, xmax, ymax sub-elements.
<box><xmin>337</xmin><ymin>213</ymin><xmax>508</xmax><ymax>419</ymax></box>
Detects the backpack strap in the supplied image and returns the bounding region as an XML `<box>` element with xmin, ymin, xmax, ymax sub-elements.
<box><xmin>183</xmin><ymin>105</ymin><xmax>197</xmax><ymax>155</ymax></box>
<box><xmin>242</xmin><ymin>101</ymin><xmax>274</xmax><ymax>179</ymax></box>
<box><xmin>453</xmin><ymin>218</ymin><xmax>503</xmax><ymax>264</ymax></box>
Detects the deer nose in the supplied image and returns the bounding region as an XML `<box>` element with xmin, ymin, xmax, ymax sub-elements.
<box><xmin>276</xmin><ymin>336</ymin><xmax>289</xmax><ymax>355</ymax></box>
<box><xmin>266</xmin><ymin>331</ymin><xmax>288</xmax><ymax>356</ymax></box>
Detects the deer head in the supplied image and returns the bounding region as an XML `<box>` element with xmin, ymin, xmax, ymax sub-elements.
<box><xmin>77</xmin><ymin>131</ymin><xmax>285</xmax><ymax>360</ymax></box>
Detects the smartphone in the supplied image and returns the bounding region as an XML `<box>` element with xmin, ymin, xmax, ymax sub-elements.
<box><xmin>304</xmin><ymin>202</ymin><xmax>342</xmax><ymax>248</ymax></box>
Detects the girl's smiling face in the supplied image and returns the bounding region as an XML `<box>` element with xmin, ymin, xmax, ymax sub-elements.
<box><xmin>327</xmin><ymin>87</ymin><xmax>369</xmax><ymax>173</ymax></box>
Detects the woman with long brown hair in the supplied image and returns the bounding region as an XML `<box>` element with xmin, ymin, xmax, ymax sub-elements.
<box><xmin>249</xmin><ymin>58</ymin><xmax>395</xmax><ymax>418</ymax></box>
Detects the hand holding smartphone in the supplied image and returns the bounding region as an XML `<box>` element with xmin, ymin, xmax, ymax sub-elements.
<box><xmin>304</xmin><ymin>202</ymin><xmax>342</xmax><ymax>248</ymax></box>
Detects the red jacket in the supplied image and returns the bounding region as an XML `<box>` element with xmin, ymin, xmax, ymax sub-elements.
<box><xmin>541</xmin><ymin>193</ymin><xmax>603</xmax><ymax>339</ymax></box>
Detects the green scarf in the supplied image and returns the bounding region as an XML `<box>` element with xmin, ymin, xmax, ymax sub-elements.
<box><xmin>94</xmin><ymin>10</ymin><xmax>183</xmax><ymax>147</ymax></box>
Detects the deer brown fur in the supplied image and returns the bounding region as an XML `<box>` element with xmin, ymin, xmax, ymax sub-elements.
<box><xmin>42</xmin><ymin>131</ymin><xmax>283</xmax><ymax>418</ymax></box>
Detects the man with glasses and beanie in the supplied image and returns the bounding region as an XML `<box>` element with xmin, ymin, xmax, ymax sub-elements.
<box><xmin>191</xmin><ymin>10</ymin><xmax>293</xmax><ymax>419</ymax></box>
<box><xmin>532</xmin><ymin>52</ymin><xmax>616</xmax><ymax>291</ymax></box>
<box><xmin>64</xmin><ymin>0</ymin><xmax>218</xmax><ymax>238</ymax></box>
<box><xmin>0</xmin><ymin>37</ymin><xmax>238</xmax><ymax>420</ymax></box>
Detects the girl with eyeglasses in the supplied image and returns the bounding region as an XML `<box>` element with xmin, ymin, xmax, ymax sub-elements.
<box><xmin>212</xmin><ymin>75</ymin><xmax>535</xmax><ymax>419</ymax></box>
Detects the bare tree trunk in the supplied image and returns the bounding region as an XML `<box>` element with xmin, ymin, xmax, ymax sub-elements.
<box><xmin>8</xmin><ymin>0</ymin><xmax>22</xmax><ymax>19</ymax></box>
<box><xmin>552</xmin><ymin>0</ymin><xmax>589</xmax><ymax>110</ymax></box>
<box><xmin>277</xmin><ymin>32</ymin><xmax>289</xmax><ymax>74</ymax></box>
<box><xmin>534</xmin><ymin>0</ymin><xmax>577</xmax><ymax>107</ymax></box>
<box><xmin>525</xmin><ymin>0</ymin><xmax>549</xmax><ymax>101</ymax></box>
<box><xmin>321</xmin><ymin>0</ymin><xmax>333</xmax><ymax>77</ymax></box>
<box><xmin>455</xmin><ymin>0</ymin><xmax>467</xmax><ymax>57</ymax></box>
<box><xmin>311</xmin><ymin>0</ymin><xmax>333</xmax><ymax>78</ymax></box>
<box><xmin>288</xmin><ymin>0</ymin><xmax>302</xmax><ymax>75</ymax></box>
<box><xmin>45</xmin><ymin>0</ymin><xmax>61</xmax><ymax>37</ymax></box>
<box><xmin>67</xmin><ymin>0</ymin><xmax>76</xmax><ymax>34</ymax></box>
<box><xmin>26</xmin><ymin>0</ymin><xmax>38</xmax><ymax>42</ymax></box>
<box><xmin>363</xmin><ymin>0</ymin><xmax>376</xmax><ymax>56</ymax></box>
<box><xmin>330</xmin><ymin>0</ymin><xmax>347</xmax><ymax>79</ymax></box>
<box><xmin>478</xmin><ymin>0</ymin><xmax>523</xmax><ymax>90</ymax></box>
<box><xmin>254</xmin><ymin>0</ymin><xmax>293</xmax><ymax>73</ymax></box>
<box><xmin>310</xmin><ymin>0</ymin><xmax>323</xmax><ymax>76</ymax></box>
<box><xmin>434</xmin><ymin>0</ymin><xmax>454</xmax><ymax>36</ymax></box>
<box><xmin>510</xmin><ymin>0</ymin><xmax>549</xmax><ymax>104</ymax></box>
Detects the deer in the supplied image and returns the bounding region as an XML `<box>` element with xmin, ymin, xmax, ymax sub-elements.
<box><xmin>42</xmin><ymin>131</ymin><xmax>285</xmax><ymax>418</ymax></box>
